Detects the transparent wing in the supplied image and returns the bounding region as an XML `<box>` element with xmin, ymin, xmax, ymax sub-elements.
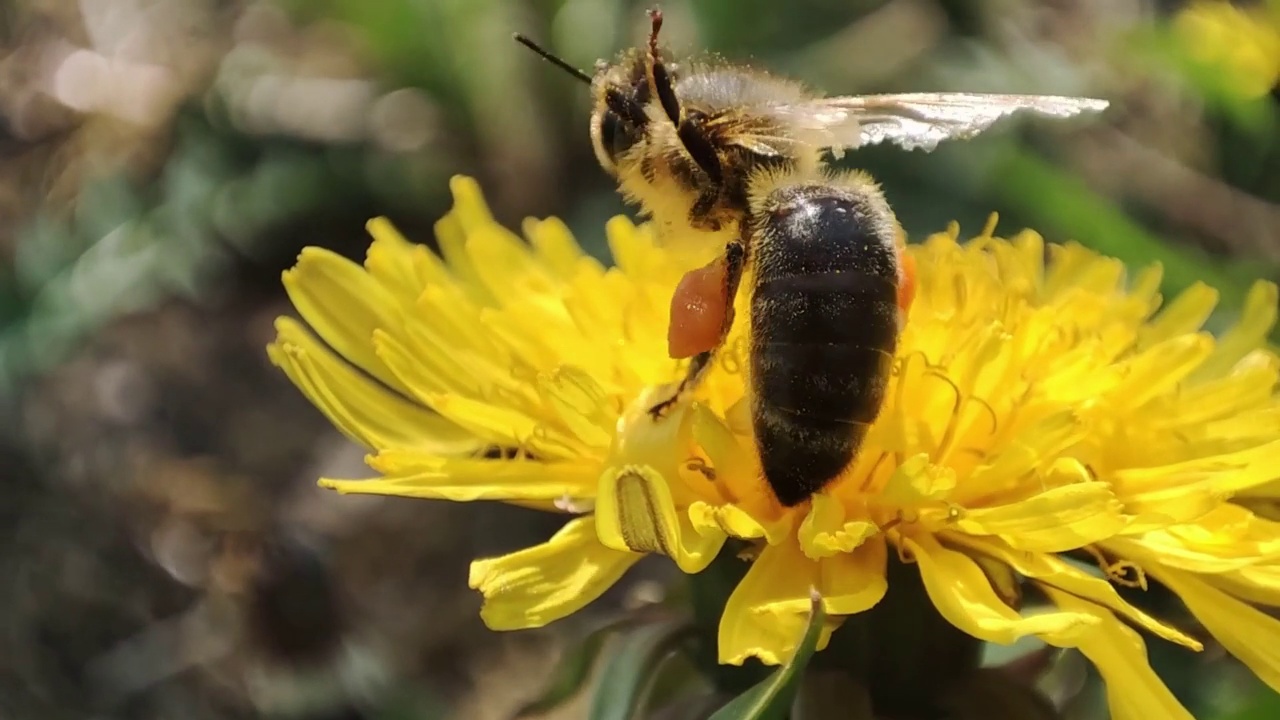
<box><xmin>768</xmin><ymin>93</ymin><xmax>1109</xmax><ymax>154</ymax></box>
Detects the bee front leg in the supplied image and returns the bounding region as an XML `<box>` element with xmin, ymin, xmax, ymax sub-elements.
<box><xmin>686</xmin><ymin>187</ymin><xmax>722</xmax><ymax>232</ymax></box>
<box><xmin>648</xmin><ymin>239</ymin><xmax>747</xmax><ymax>420</ymax></box>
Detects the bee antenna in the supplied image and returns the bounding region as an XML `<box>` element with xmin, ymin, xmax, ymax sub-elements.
<box><xmin>512</xmin><ymin>33</ymin><xmax>593</xmax><ymax>85</ymax></box>
<box><xmin>647</xmin><ymin>8</ymin><xmax>664</xmax><ymax>58</ymax></box>
<box><xmin>644</xmin><ymin>8</ymin><xmax>681</xmax><ymax>126</ymax></box>
<box><xmin>643</xmin><ymin>7</ymin><xmax>722</xmax><ymax>184</ymax></box>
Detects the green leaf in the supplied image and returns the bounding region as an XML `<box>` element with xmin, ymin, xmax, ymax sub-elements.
<box><xmin>1214</xmin><ymin>687</ymin><xmax>1280</xmax><ymax>720</ymax></box>
<box><xmin>706</xmin><ymin>588</ymin><xmax>828</xmax><ymax>720</ymax></box>
<box><xmin>514</xmin><ymin>617</ymin><xmax>640</xmax><ymax>718</ymax></box>
<box><xmin>994</xmin><ymin>149</ymin><xmax>1260</xmax><ymax>314</ymax></box>
<box><xmin>587</xmin><ymin>619</ymin><xmax>699</xmax><ymax>720</ymax></box>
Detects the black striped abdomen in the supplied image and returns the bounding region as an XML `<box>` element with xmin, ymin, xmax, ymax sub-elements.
<box><xmin>747</xmin><ymin>183</ymin><xmax>901</xmax><ymax>507</ymax></box>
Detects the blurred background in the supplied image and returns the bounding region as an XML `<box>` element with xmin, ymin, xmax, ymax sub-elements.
<box><xmin>0</xmin><ymin>0</ymin><xmax>1278</xmax><ymax>718</ymax></box>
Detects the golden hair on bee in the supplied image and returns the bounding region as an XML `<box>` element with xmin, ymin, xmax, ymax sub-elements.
<box><xmin>516</xmin><ymin>9</ymin><xmax>1108</xmax><ymax>507</ymax></box>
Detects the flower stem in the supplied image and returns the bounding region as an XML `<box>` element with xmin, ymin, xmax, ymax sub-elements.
<box><xmin>817</xmin><ymin>551</ymin><xmax>985</xmax><ymax>717</ymax></box>
<box><xmin>688</xmin><ymin>540</ymin><xmax>771</xmax><ymax>694</ymax></box>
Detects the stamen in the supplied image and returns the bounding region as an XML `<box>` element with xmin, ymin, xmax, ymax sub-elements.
<box><xmin>1108</xmin><ymin>561</ymin><xmax>1148</xmax><ymax>589</ymax></box>
<box><xmin>953</xmin><ymin>272</ymin><xmax>969</xmax><ymax>310</ymax></box>
<box><xmin>718</xmin><ymin>337</ymin><xmax>746</xmax><ymax>375</ymax></box>
<box><xmin>1081</xmin><ymin>546</ymin><xmax>1149</xmax><ymax>589</ymax></box>
<box><xmin>968</xmin><ymin>395</ymin><xmax>999</xmax><ymax>436</ymax></box>
<box><xmin>924</xmin><ymin>369</ymin><xmax>963</xmax><ymax>458</ymax></box>
<box><xmin>889</xmin><ymin>352</ymin><xmax>929</xmax><ymax>434</ymax></box>
<box><xmin>981</xmin><ymin>212</ymin><xmax>1000</xmax><ymax>239</ymax></box>
<box><xmin>891</xmin><ymin>533</ymin><xmax>914</xmax><ymax>564</ymax></box>
<box><xmin>857</xmin><ymin>451</ymin><xmax>893</xmax><ymax>493</ymax></box>
<box><xmin>936</xmin><ymin>393</ymin><xmax>1001</xmax><ymax>466</ymax></box>
<box><xmin>952</xmin><ymin>447</ymin><xmax>989</xmax><ymax>464</ymax></box>
<box><xmin>895</xmin><ymin>349</ymin><xmax>936</xmax><ymax>372</ymax></box>
<box><xmin>685</xmin><ymin>457</ymin><xmax>717</xmax><ymax>481</ymax></box>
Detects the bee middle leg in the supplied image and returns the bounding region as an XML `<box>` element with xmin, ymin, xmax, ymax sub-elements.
<box><xmin>647</xmin><ymin>238</ymin><xmax>747</xmax><ymax>419</ymax></box>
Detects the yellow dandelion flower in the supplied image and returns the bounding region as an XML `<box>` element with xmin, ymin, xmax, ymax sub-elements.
<box><xmin>1174</xmin><ymin>0</ymin><xmax>1280</xmax><ymax>99</ymax></box>
<box><xmin>269</xmin><ymin>176</ymin><xmax>1280</xmax><ymax>720</ymax></box>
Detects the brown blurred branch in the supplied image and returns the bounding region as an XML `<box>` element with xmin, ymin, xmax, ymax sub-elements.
<box><xmin>1082</xmin><ymin>127</ymin><xmax>1280</xmax><ymax>263</ymax></box>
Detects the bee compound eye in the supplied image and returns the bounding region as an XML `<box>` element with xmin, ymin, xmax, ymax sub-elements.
<box><xmin>600</xmin><ymin>109</ymin><xmax>640</xmax><ymax>163</ymax></box>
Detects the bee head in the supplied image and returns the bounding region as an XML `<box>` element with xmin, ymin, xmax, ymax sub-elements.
<box><xmin>589</xmin><ymin>52</ymin><xmax>653</xmax><ymax>176</ymax></box>
<box><xmin>517</xmin><ymin>10</ymin><xmax>703</xmax><ymax>184</ymax></box>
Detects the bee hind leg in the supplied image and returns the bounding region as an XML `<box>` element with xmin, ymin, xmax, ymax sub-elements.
<box><xmin>647</xmin><ymin>350</ymin><xmax>717</xmax><ymax>419</ymax></box>
<box><xmin>647</xmin><ymin>239</ymin><xmax>747</xmax><ymax>420</ymax></box>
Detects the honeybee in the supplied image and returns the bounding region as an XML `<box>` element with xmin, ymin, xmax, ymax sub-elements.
<box><xmin>515</xmin><ymin>10</ymin><xmax>1108</xmax><ymax>507</ymax></box>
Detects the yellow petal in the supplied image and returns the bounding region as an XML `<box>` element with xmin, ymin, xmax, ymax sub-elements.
<box><xmin>948</xmin><ymin>534</ymin><xmax>1201</xmax><ymax>649</ymax></box>
<box><xmin>319</xmin><ymin>451</ymin><xmax>598</xmax><ymax>502</ymax></box>
<box><xmin>1118</xmin><ymin>488</ymin><xmax>1225</xmax><ymax>533</ymax></box>
<box><xmin>468</xmin><ymin>516</ymin><xmax>643</xmax><ymax>630</ymax></box>
<box><xmin>798</xmin><ymin>493</ymin><xmax>879</xmax><ymax>558</ymax></box>
<box><xmin>476</xmin><ymin>305</ymin><xmax>569</xmax><ymax>372</ymax></box>
<box><xmin>1044</xmin><ymin>241</ymin><xmax>1126</xmax><ymax>299</ymax></box>
<box><xmin>267</xmin><ymin>318</ymin><xmax>479</xmax><ymax>454</ymax></box>
<box><xmin>930</xmin><ymin>480</ymin><xmax>1124</xmax><ymax>553</ymax></box>
<box><xmin>281</xmin><ymin>246</ymin><xmax>411</xmax><ymax>395</ymax></box>
<box><xmin>466</xmin><ymin>222</ymin><xmax>560</xmax><ymax>308</ymax></box>
<box><xmin>1038</xmin><ymin>588</ymin><xmax>1194</xmax><ymax>720</ymax></box>
<box><xmin>607</xmin><ymin>214</ymin><xmax>664</xmax><ymax>279</ymax></box>
<box><xmin>432</xmin><ymin>177</ymin><xmax>499</xmax><ymax>306</ymax></box>
<box><xmin>1212</xmin><ymin>563</ymin><xmax>1280</xmax><ymax>607</ymax></box>
<box><xmin>1115</xmin><ymin>439</ymin><xmax>1280</xmax><ymax>500</ymax></box>
<box><xmin>1108</xmin><ymin>507</ymin><xmax>1280</xmax><ymax>573</ymax></box>
<box><xmin>688</xmin><ymin>500</ymin><xmax>794</xmax><ymax>544</ymax></box>
<box><xmin>965</xmin><ymin>412</ymin><xmax>1084</xmax><ymax>492</ymax></box>
<box><xmin>1154</xmin><ymin>567</ymin><xmax>1280</xmax><ymax>694</ymax></box>
<box><xmin>879</xmin><ymin>454</ymin><xmax>956</xmax><ymax>507</ymax></box>
<box><xmin>1205</xmin><ymin>407</ymin><xmax>1280</xmax><ymax>449</ymax></box>
<box><xmin>397</xmin><ymin>303</ymin><xmax>545</xmax><ymax>412</ymax></box>
<box><xmin>1109</xmin><ymin>334</ymin><xmax>1212</xmax><ymax>411</ymax></box>
<box><xmin>1138</xmin><ymin>274</ymin><xmax>1218</xmax><ymax>348</ymax></box>
<box><xmin>371</xmin><ymin>314</ymin><xmax>479</xmax><ymax>395</ymax></box>
<box><xmin>595</xmin><ymin>465</ymin><xmax>726</xmax><ymax>573</ymax></box>
<box><xmin>364</xmin><ymin>217</ymin><xmax>438</xmax><ymax>299</ymax></box>
<box><xmin>610</xmin><ymin>391</ymin><xmax>708</xmax><ymax>506</ymax></box>
<box><xmin>427</xmin><ymin>392</ymin><xmax>584</xmax><ymax>461</ymax></box>
<box><xmin>522</xmin><ymin>216</ymin><xmax>592</xmax><ymax>281</ymax></box>
<box><xmin>719</xmin><ymin>539</ymin><xmax>832</xmax><ymax>666</ymax></box>
<box><xmin>985</xmin><ymin>228</ymin><xmax>1043</xmax><ymax>299</ymax></box>
<box><xmin>903</xmin><ymin>533</ymin><xmax>1096</xmax><ymax>645</ymax></box>
<box><xmin>537</xmin><ymin>367</ymin><xmax>614</xmax><ymax>450</ymax></box>
<box><xmin>1191</xmin><ymin>281</ymin><xmax>1279</xmax><ymax>382</ymax></box>
<box><xmin>1154</xmin><ymin>358</ymin><xmax>1278</xmax><ymax>429</ymax></box>
<box><xmin>819</xmin><ymin>537</ymin><xmax>888</xmax><ymax>615</ymax></box>
<box><xmin>689</xmin><ymin>404</ymin><xmax>760</xmax><ymax>506</ymax></box>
